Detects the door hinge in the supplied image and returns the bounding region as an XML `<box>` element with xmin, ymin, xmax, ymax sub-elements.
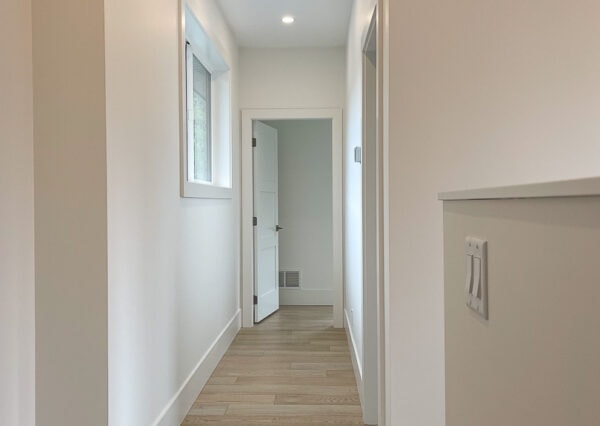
<box><xmin>252</xmin><ymin>137</ymin><xmax>257</xmax><ymax>147</ymax></box>
<box><xmin>253</xmin><ymin>295</ymin><xmax>258</xmax><ymax>305</ymax></box>
<box><xmin>253</xmin><ymin>216</ymin><xmax>257</xmax><ymax>226</ymax></box>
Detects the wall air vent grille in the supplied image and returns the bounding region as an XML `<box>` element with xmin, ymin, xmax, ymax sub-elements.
<box><xmin>279</xmin><ymin>270</ymin><xmax>301</xmax><ymax>288</ymax></box>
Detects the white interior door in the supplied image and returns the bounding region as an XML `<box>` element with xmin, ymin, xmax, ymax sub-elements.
<box><xmin>253</xmin><ymin>121</ymin><xmax>280</xmax><ymax>323</ymax></box>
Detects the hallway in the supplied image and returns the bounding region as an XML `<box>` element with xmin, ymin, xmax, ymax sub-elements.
<box><xmin>182</xmin><ymin>306</ymin><xmax>364</xmax><ymax>425</ymax></box>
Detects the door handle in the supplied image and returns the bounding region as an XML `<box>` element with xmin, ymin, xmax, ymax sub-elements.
<box><xmin>276</xmin><ymin>225</ymin><xmax>284</xmax><ymax>232</ymax></box>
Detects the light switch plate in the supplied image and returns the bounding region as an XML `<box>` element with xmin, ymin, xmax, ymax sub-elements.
<box><xmin>465</xmin><ymin>236</ymin><xmax>488</xmax><ymax>319</ymax></box>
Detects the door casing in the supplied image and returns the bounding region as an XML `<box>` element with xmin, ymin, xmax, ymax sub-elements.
<box><xmin>241</xmin><ymin>108</ymin><xmax>343</xmax><ymax>328</ymax></box>
<box><xmin>361</xmin><ymin>4</ymin><xmax>389</xmax><ymax>425</ymax></box>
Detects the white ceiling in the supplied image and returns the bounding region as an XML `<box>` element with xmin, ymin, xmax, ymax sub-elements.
<box><xmin>216</xmin><ymin>0</ymin><xmax>354</xmax><ymax>48</ymax></box>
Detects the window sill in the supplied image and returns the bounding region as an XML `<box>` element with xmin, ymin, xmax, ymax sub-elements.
<box><xmin>181</xmin><ymin>181</ymin><xmax>233</xmax><ymax>199</ymax></box>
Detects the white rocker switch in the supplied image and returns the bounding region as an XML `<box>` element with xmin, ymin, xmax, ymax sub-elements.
<box><xmin>465</xmin><ymin>238</ymin><xmax>474</xmax><ymax>305</ymax></box>
<box><xmin>465</xmin><ymin>237</ymin><xmax>488</xmax><ymax>320</ymax></box>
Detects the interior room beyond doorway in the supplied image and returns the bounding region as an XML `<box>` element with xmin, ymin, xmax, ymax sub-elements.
<box><xmin>262</xmin><ymin>119</ymin><xmax>334</xmax><ymax>308</ymax></box>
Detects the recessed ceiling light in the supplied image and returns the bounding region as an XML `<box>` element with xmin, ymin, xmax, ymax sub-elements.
<box><xmin>282</xmin><ymin>15</ymin><xmax>295</xmax><ymax>24</ymax></box>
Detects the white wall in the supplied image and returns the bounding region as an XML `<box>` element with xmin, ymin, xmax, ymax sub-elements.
<box><xmin>105</xmin><ymin>0</ymin><xmax>240</xmax><ymax>424</ymax></box>
<box><xmin>239</xmin><ymin>48</ymin><xmax>345</xmax><ymax>108</ymax></box>
<box><xmin>0</xmin><ymin>0</ymin><xmax>34</xmax><ymax>424</ymax></box>
<box><xmin>33</xmin><ymin>0</ymin><xmax>109</xmax><ymax>423</ymax></box>
<box><xmin>386</xmin><ymin>0</ymin><xmax>600</xmax><ymax>424</ymax></box>
<box><xmin>264</xmin><ymin>120</ymin><xmax>333</xmax><ymax>305</ymax></box>
<box><xmin>344</xmin><ymin>0</ymin><xmax>376</xmax><ymax>392</ymax></box>
<box><xmin>444</xmin><ymin>196</ymin><xmax>600</xmax><ymax>425</ymax></box>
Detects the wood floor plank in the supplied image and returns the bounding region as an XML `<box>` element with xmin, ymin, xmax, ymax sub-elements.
<box><xmin>208</xmin><ymin>377</ymin><xmax>238</xmax><ymax>385</ymax></box>
<box><xmin>181</xmin><ymin>306</ymin><xmax>364</xmax><ymax>425</ymax></box>
<box><xmin>326</xmin><ymin>370</ymin><xmax>358</xmax><ymax>379</ymax></box>
<box><xmin>221</xmin><ymin>354</ymin><xmax>351</xmax><ymax>363</ymax></box>
<box><xmin>182</xmin><ymin>415</ymin><xmax>364</xmax><ymax>425</ymax></box>
<box><xmin>275</xmin><ymin>393</ymin><xmax>361</xmax><ymax>405</ymax></box>
<box><xmin>212</xmin><ymin>368</ymin><xmax>328</xmax><ymax>378</ymax></box>
<box><xmin>193</xmin><ymin>394</ymin><xmax>276</xmax><ymax>405</ymax></box>
<box><xmin>225</xmin><ymin>403</ymin><xmax>362</xmax><ymax>416</ymax></box>
<box><xmin>186</xmin><ymin>405</ymin><xmax>228</xmax><ymax>416</ymax></box>
<box><xmin>291</xmin><ymin>362</ymin><xmax>352</xmax><ymax>371</ymax></box>
<box><xmin>234</xmin><ymin>375</ymin><xmax>358</xmax><ymax>386</ymax></box>
<box><xmin>202</xmin><ymin>383</ymin><xmax>359</xmax><ymax>396</ymax></box>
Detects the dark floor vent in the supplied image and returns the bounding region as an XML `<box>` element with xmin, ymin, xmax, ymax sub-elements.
<box><xmin>279</xmin><ymin>270</ymin><xmax>301</xmax><ymax>288</ymax></box>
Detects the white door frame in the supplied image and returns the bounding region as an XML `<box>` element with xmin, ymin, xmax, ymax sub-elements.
<box><xmin>362</xmin><ymin>9</ymin><xmax>379</xmax><ymax>425</ymax></box>
<box><xmin>241</xmin><ymin>108</ymin><xmax>344</xmax><ymax>328</ymax></box>
<box><xmin>363</xmin><ymin>4</ymin><xmax>388</xmax><ymax>425</ymax></box>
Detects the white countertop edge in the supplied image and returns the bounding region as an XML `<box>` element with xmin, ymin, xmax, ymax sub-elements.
<box><xmin>438</xmin><ymin>177</ymin><xmax>600</xmax><ymax>201</ymax></box>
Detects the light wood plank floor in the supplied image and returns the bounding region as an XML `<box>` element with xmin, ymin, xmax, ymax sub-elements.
<box><xmin>182</xmin><ymin>306</ymin><xmax>364</xmax><ymax>425</ymax></box>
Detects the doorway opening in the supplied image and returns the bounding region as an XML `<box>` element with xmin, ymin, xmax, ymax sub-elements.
<box><xmin>241</xmin><ymin>109</ymin><xmax>343</xmax><ymax>328</ymax></box>
<box><xmin>258</xmin><ymin>119</ymin><xmax>334</xmax><ymax>317</ymax></box>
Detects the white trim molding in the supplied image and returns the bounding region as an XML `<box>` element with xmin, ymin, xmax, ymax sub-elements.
<box><xmin>241</xmin><ymin>108</ymin><xmax>344</xmax><ymax>328</ymax></box>
<box><xmin>438</xmin><ymin>176</ymin><xmax>600</xmax><ymax>201</ymax></box>
<box><xmin>153</xmin><ymin>310</ymin><xmax>241</xmax><ymax>426</ymax></box>
<box><xmin>345</xmin><ymin>309</ymin><xmax>364</xmax><ymax>406</ymax></box>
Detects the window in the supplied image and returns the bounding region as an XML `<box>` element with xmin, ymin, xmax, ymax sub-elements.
<box><xmin>181</xmin><ymin>5</ymin><xmax>232</xmax><ymax>198</ymax></box>
<box><xmin>186</xmin><ymin>46</ymin><xmax>212</xmax><ymax>183</ymax></box>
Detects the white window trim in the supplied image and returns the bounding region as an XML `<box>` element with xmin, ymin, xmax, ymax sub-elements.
<box><xmin>179</xmin><ymin>4</ymin><xmax>232</xmax><ymax>199</ymax></box>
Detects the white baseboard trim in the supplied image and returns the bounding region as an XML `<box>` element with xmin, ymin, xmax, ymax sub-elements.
<box><xmin>280</xmin><ymin>288</ymin><xmax>333</xmax><ymax>305</ymax></box>
<box><xmin>153</xmin><ymin>309</ymin><xmax>241</xmax><ymax>426</ymax></box>
<box><xmin>344</xmin><ymin>308</ymin><xmax>364</xmax><ymax>408</ymax></box>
